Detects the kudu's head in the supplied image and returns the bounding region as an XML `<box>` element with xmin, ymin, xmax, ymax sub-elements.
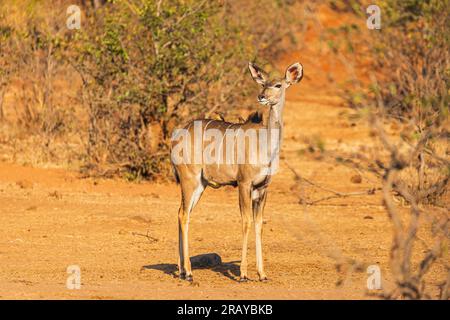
<box><xmin>248</xmin><ymin>62</ymin><xmax>303</xmax><ymax>106</ymax></box>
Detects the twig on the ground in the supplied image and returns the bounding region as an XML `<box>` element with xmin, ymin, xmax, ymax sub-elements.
<box><xmin>131</xmin><ymin>231</ymin><xmax>158</xmax><ymax>243</ymax></box>
<box><xmin>284</xmin><ymin>160</ymin><xmax>378</xmax><ymax>205</ymax></box>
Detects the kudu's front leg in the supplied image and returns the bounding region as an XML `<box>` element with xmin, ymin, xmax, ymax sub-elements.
<box><xmin>253</xmin><ymin>187</ymin><xmax>268</xmax><ymax>281</ymax></box>
<box><xmin>238</xmin><ymin>183</ymin><xmax>252</xmax><ymax>282</ymax></box>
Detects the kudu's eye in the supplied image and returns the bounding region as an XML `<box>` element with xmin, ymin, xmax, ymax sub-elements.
<box><xmin>274</xmin><ymin>84</ymin><xmax>282</xmax><ymax>88</ymax></box>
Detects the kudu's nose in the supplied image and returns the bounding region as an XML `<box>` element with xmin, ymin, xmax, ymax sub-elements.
<box><xmin>258</xmin><ymin>94</ymin><xmax>265</xmax><ymax>101</ymax></box>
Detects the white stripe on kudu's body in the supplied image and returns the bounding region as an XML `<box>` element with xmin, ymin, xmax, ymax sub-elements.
<box><xmin>171</xmin><ymin>61</ymin><xmax>303</xmax><ymax>282</ymax></box>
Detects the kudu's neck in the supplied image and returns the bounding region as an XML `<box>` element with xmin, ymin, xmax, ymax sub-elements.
<box><xmin>267</xmin><ymin>91</ymin><xmax>285</xmax><ymax>144</ymax></box>
<box><xmin>266</xmin><ymin>91</ymin><xmax>285</xmax><ymax>165</ymax></box>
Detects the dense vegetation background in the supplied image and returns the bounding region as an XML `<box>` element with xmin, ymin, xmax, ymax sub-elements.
<box><xmin>0</xmin><ymin>0</ymin><xmax>301</xmax><ymax>179</ymax></box>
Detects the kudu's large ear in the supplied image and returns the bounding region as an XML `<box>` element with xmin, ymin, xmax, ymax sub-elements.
<box><xmin>285</xmin><ymin>62</ymin><xmax>303</xmax><ymax>87</ymax></box>
<box><xmin>248</xmin><ymin>62</ymin><xmax>268</xmax><ymax>86</ymax></box>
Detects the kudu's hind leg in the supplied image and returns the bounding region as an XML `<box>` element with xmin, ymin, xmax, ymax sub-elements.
<box><xmin>253</xmin><ymin>187</ymin><xmax>268</xmax><ymax>281</ymax></box>
<box><xmin>178</xmin><ymin>173</ymin><xmax>205</xmax><ymax>281</ymax></box>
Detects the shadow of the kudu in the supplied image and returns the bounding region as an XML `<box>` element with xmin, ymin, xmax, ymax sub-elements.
<box><xmin>143</xmin><ymin>253</ymin><xmax>241</xmax><ymax>282</ymax></box>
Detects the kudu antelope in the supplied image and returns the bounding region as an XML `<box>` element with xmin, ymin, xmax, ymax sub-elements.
<box><xmin>171</xmin><ymin>61</ymin><xmax>303</xmax><ymax>281</ymax></box>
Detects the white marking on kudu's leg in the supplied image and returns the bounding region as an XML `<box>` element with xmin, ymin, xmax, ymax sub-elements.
<box><xmin>188</xmin><ymin>174</ymin><xmax>205</xmax><ymax>213</ymax></box>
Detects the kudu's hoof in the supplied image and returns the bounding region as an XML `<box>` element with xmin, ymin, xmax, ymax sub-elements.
<box><xmin>259</xmin><ymin>276</ymin><xmax>269</xmax><ymax>282</ymax></box>
<box><xmin>185</xmin><ymin>275</ymin><xmax>193</xmax><ymax>282</ymax></box>
<box><xmin>239</xmin><ymin>276</ymin><xmax>249</xmax><ymax>283</ymax></box>
<box><xmin>179</xmin><ymin>271</ymin><xmax>193</xmax><ymax>281</ymax></box>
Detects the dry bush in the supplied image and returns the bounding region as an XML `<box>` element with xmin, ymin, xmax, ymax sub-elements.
<box><xmin>375</xmin><ymin>0</ymin><xmax>449</xmax><ymax>206</ymax></box>
<box><xmin>328</xmin><ymin>0</ymin><xmax>450</xmax><ymax>205</ymax></box>
<box><xmin>369</xmin><ymin>114</ymin><xmax>449</xmax><ymax>299</ymax></box>
<box><xmin>0</xmin><ymin>1</ymin><xmax>83</xmax><ymax>166</ymax></box>
<box><xmin>322</xmin><ymin>0</ymin><xmax>450</xmax><ymax>298</ymax></box>
<box><xmin>369</xmin><ymin>1</ymin><xmax>449</xmax><ymax>206</ymax></box>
